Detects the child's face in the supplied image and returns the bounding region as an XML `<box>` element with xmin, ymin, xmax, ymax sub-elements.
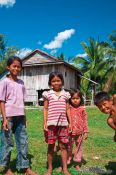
<box><xmin>71</xmin><ymin>93</ymin><xmax>81</xmax><ymax>107</ymax></box>
<box><xmin>97</xmin><ymin>100</ymin><xmax>113</xmax><ymax>114</ymax></box>
<box><xmin>51</xmin><ymin>76</ymin><xmax>62</xmax><ymax>91</ymax></box>
<box><xmin>7</xmin><ymin>60</ymin><xmax>22</xmax><ymax>76</ymax></box>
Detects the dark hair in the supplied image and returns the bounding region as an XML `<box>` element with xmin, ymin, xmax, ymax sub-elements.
<box><xmin>48</xmin><ymin>72</ymin><xmax>64</xmax><ymax>86</ymax></box>
<box><xmin>7</xmin><ymin>56</ymin><xmax>22</xmax><ymax>68</ymax></box>
<box><xmin>94</xmin><ymin>91</ymin><xmax>111</xmax><ymax>106</ymax></box>
<box><xmin>69</xmin><ymin>89</ymin><xmax>84</xmax><ymax>105</ymax></box>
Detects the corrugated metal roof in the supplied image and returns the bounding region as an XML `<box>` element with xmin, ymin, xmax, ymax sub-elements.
<box><xmin>22</xmin><ymin>49</ymin><xmax>82</xmax><ymax>75</ymax></box>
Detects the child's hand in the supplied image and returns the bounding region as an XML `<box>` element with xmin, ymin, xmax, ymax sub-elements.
<box><xmin>44</xmin><ymin>122</ymin><xmax>48</xmax><ymax>131</ymax></box>
<box><xmin>68</xmin><ymin>123</ymin><xmax>72</xmax><ymax>133</ymax></box>
<box><xmin>83</xmin><ymin>132</ymin><xmax>88</xmax><ymax>140</ymax></box>
<box><xmin>2</xmin><ymin>119</ymin><xmax>9</xmax><ymax>131</ymax></box>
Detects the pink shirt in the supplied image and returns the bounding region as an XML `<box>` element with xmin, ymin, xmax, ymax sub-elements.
<box><xmin>70</xmin><ymin>105</ymin><xmax>88</xmax><ymax>135</ymax></box>
<box><xmin>43</xmin><ymin>89</ymin><xmax>70</xmax><ymax>126</ymax></box>
<box><xmin>0</xmin><ymin>77</ymin><xmax>26</xmax><ymax>117</ymax></box>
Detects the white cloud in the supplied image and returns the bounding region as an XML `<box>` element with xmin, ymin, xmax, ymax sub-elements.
<box><xmin>0</xmin><ymin>0</ymin><xmax>16</xmax><ymax>7</ymax></box>
<box><xmin>76</xmin><ymin>53</ymin><xmax>87</xmax><ymax>58</ymax></box>
<box><xmin>16</xmin><ymin>48</ymin><xmax>32</xmax><ymax>58</ymax></box>
<box><xmin>44</xmin><ymin>29</ymin><xmax>75</xmax><ymax>50</ymax></box>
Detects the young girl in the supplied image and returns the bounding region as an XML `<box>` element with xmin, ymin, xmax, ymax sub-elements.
<box><xmin>43</xmin><ymin>72</ymin><xmax>71</xmax><ymax>175</ymax></box>
<box><xmin>0</xmin><ymin>56</ymin><xmax>38</xmax><ymax>175</ymax></box>
<box><xmin>67</xmin><ymin>89</ymin><xmax>88</xmax><ymax>171</ymax></box>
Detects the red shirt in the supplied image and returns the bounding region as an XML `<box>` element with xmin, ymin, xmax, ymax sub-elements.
<box><xmin>70</xmin><ymin>105</ymin><xmax>88</xmax><ymax>135</ymax></box>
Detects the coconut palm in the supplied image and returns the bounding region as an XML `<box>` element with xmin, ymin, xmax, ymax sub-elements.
<box><xmin>73</xmin><ymin>37</ymin><xmax>111</xmax><ymax>96</ymax></box>
<box><xmin>57</xmin><ymin>53</ymin><xmax>65</xmax><ymax>61</ymax></box>
<box><xmin>0</xmin><ymin>34</ymin><xmax>6</xmax><ymax>62</ymax></box>
<box><xmin>103</xmin><ymin>31</ymin><xmax>116</xmax><ymax>93</ymax></box>
<box><xmin>0</xmin><ymin>34</ymin><xmax>18</xmax><ymax>75</ymax></box>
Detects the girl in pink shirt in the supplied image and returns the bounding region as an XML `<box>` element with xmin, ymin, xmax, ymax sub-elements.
<box><xmin>43</xmin><ymin>72</ymin><xmax>71</xmax><ymax>175</ymax></box>
<box><xmin>0</xmin><ymin>56</ymin><xmax>38</xmax><ymax>175</ymax></box>
<box><xmin>67</xmin><ymin>89</ymin><xmax>89</xmax><ymax>171</ymax></box>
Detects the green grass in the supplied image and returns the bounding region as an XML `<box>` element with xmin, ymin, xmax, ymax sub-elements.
<box><xmin>0</xmin><ymin>107</ymin><xmax>116</xmax><ymax>175</ymax></box>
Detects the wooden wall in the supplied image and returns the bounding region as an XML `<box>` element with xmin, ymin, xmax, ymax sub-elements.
<box><xmin>19</xmin><ymin>64</ymin><xmax>80</xmax><ymax>104</ymax></box>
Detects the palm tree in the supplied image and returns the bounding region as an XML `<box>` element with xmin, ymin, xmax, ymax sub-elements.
<box><xmin>73</xmin><ymin>37</ymin><xmax>111</xmax><ymax>96</ymax></box>
<box><xmin>103</xmin><ymin>31</ymin><xmax>116</xmax><ymax>92</ymax></box>
<box><xmin>57</xmin><ymin>53</ymin><xmax>65</xmax><ymax>61</ymax></box>
<box><xmin>0</xmin><ymin>34</ymin><xmax>6</xmax><ymax>61</ymax></box>
<box><xmin>0</xmin><ymin>34</ymin><xmax>18</xmax><ymax>75</ymax></box>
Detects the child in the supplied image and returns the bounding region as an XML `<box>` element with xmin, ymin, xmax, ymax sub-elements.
<box><xmin>0</xmin><ymin>56</ymin><xmax>38</xmax><ymax>175</ymax></box>
<box><xmin>43</xmin><ymin>72</ymin><xmax>71</xmax><ymax>175</ymax></box>
<box><xmin>94</xmin><ymin>91</ymin><xmax>116</xmax><ymax>142</ymax></box>
<box><xmin>67</xmin><ymin>89</ymin><xmax>88</xmax><ymax>171</ymax></box>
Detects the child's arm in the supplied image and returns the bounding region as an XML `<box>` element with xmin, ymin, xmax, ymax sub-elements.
<box><xmin>82</xmin><ymin>108</ymin><xmax>89</xmax><ymax>140</ymax></box>
<box><xmin>0</xmin><ymin>104</ymin><xmax>1</xmax><ymax>113</ymax></box>
<box><xmin>112</xmin><ymin>94</ymin><xmax>116</xmax><ymax>124</ymax></box>
<box><xmin>113</xmin><ymin>94</ymin><xmax>116</xmax><ymax>106</ymax></box>
<box><xmin>107</xmin><ymin>116</ymin><xmax>116</xmax><ymax>142</ymax></box>
<box><xmin>107</xmin><ymin>116</ymin><xmax>116</xmax><ymax>130</ymax></box>
<box><xmin>66</xmin><ymin>102</ymin><xmax>72</xmax><ymax>132</ymax></box>
<box><xmin>43</xmin><ymin>99</ymin><xmax>48</xmax><ymax>131</ymax></box>
<box><xmin>0</xmin><ymin>101</ymin><xmax>9</xmax><ymax>130</ymax></box>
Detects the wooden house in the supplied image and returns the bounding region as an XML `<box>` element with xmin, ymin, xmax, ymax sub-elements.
<box><xmin>6</xmin><ymin>49</ymin><xmax>82</xmax><ymax>105</ymax></box>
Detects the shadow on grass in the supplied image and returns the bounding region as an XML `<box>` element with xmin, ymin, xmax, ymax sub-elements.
<box><xmin>45</xmin><ymin>152</ymin><xmax>87</xmax><ymax>172</ymax></box>
<box><xmin>45</xmin><ymin>152</ymin><xmax>62</xmax><ymax>170</ymax></box>
<box><xmin>53</xmin><ymin>153</ymin><xmax>62</xmax><ymax>169</ymax></box>
<box><xmin>104</xmin><ymin>161</ymin><xmax>116</xmax><ymax>175</ymax></box>
<box><xmin>68</xmin><ymin>157</ymin><xmax>87</xmax><ymax>169</ymax></box>
<box><xmin>0</xmin><ymin>154</ymin><xmax>34</xmax><ymax>174</ymax></box>
<box><xmin>85</xmin><ymin>162</ymin><xmax>116</xmax><ymax>175</ymax></box>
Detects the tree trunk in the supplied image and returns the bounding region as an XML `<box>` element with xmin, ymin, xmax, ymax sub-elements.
<box><xmin>103</xmin><ymin>72</ymin><xmax>114</xmax><ymax>92</ymax></box>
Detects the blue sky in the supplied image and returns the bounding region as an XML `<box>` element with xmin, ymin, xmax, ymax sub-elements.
<box><xmin>0</xmin><ymin>0</ymin><xmax>116</xmax><ymax>59</ymax></box>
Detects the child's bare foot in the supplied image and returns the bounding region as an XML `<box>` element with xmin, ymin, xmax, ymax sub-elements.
<box><xmin>25</xmin><ymin>168</ymin><xmax>39</xmax><ymax>175</ymax></box>
<box><xmin>5</xmin><ymin>168</ymin><xmax>13</xmax><ymax>175</ymax></box>
<box><xmin>76</xmin><ymin>165</ymin><xmax>81</xmax><ymax>171</ymax></box>
<box><xmin>63</xmin><ymin>169</ymin><xmax>71</xmax><ymax>175</ymax></box>
<box><xmin>44</xmin><ymin>169</ymin><xmax>52</xmax><ymax>175</ymax></box>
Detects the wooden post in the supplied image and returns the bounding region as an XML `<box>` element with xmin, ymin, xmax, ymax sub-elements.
<box><xmin>91</xmin><ymin>85</ymin><xmax>94</xmax><ymax>106</ymax></box>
